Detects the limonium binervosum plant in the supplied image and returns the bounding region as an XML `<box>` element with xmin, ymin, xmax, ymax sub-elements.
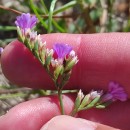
<box><xmin>15</xmin><ymin>13</ymin><xmax>78</xmax><ymax>114</ymax></box>
<box><xmin>15</xmin><ymin>13</ymin><xmax>128</xmax><ymax>116</ymax></box>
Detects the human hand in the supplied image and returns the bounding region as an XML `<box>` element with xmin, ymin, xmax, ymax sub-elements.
<box><xmin>0</xmin><ymin>33</ymin><xmax>130</xmax><ymax>130</ymax></box>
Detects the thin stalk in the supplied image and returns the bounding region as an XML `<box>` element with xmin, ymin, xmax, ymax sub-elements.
<box><xmin>40</xmin><ymin>0</ymin><xmax>48</xmax><ymax>14</ymax></box>
<box><xmin>0</xmin><ymin>26</ymin><xmax>16</xmax><ymax>31</ymax></box>
<box><xmin>0</xmin><ymin>5</ymin><xmax>73</xmax><ymax>18</ymax></box>
<box><xmin>71</xmin><ymin>106</ymin><xmax>93</xmax><ymax>116</ymax></box>
<box><xmin>70</xmin><ymin>109</ymin><xmax>77</xmax><ymax>116</ymax></box>
<box><xmin>0</xmin><ymin>38</ymin><xmax>16</xmax><ymax>46</ymax></box>
<box><xmin>0</xmin><ymin>88</ymin><xmax>31</xmax><ymax>94</ymax></box>
<box><xmin>48</xmin><ymin>0</ymin><xmax>57</xmax><ymax>33</ymax></box>
<box><xmin>58</xmin><ymin>89</ymin><xmax>65</xmax><ymax>115</ymax></box>
<box><xmin>53</xmin><ymin>0</ymin><xmax>77</xmax><ymax>15</ymax></box>
<box><xmin>0</xmin><ymin>93</ymin><xmax>26</xmax><ymax>99</ymax></box>
<box><xmin>40</xmin><ymin>0</ymin><xmax>65</xmax><ymax>32</ymax></box>
<box><xmin>30</xmin><ymin>0</ymin><xmax>48</xmax><ymax>29</ymax></box>
<box><xmin>45</xmin><ymin>67</ymin><xmax>53</xmax><ymax>79</ymax></box>
<box><xmin>52</xmin><ymin>20</ymin><xmax>66</xmax><ymax>32</ymax></box>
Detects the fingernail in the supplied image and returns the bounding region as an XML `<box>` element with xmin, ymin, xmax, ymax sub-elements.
<box><xmin>77</xmin><ymin>118</ymin><xmax>97</xmax><ymax>130</ymax></box>
<box><xmin>40</xmin><ymin>119</ymin><xmax>53</xmax><ymax>130</ymax></box>
<box><xmin>41</xmin><ymin>115</ymin><xmax>97</xmax><ymax>130</ymax></box>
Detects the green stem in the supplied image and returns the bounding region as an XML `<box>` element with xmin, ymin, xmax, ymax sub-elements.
<box><xmin>30</xmin><ymin>0</ymin><xmax>48</xmax><ymax>29</ymax></box>
<box><xmin>52</xmin><ymin>20</ymin><xmax>66</xmax><ymax>33</ymax></box>
<box><xmin>0</xmin><ymin>26</ymin><xmax>16</xmax><ymax>31</ymax></box>
<box><xmin>58</xmin><ymin>89</ymin><xmax>65</xmax><ymax>115</ymax></box>
<box><xmin>40</xmin><ymin>0</ymin><xmax>65</xmax><ymax>32</ymax></box>
<box><xmin>48</xmin><ymin>0</ymin><xmax>57</xmax><ymax>33</ymax></box>
<box><xmin>70</xmin><ymin>109</ymin><xmax>77</xmax><ymax>116</ymax></box>
<box><xmin>53</xmin><ymin>0</ymin><xmax>77</xmax><ymax>15</ymax></box>
<box><xmin>40</xmin><ymin>0</ymin><xmax>48</xmax><ymax>14</ymax></box>
<box><xmin>0</xmin><ymin>93</ymin><xmax>26</xmax><ymax>99</ymax></box>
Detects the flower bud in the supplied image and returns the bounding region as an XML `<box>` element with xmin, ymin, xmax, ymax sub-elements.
<box><xmin>78</xmin><ymin>89</ymin><xmax>84</xmax><ymax>101</ymax></box>
<box><xmin>90</xmin><ymin>91</ymin><xmax>103</xmax><ymax>100</ymax></box>
<box><xmin>54</xmin><ymin>65</ymin><xmax>64</xmax><ymax>81</ymax></box>
<box><xmin>47</xmin><ymin>49</ymin><xmax>54</xmax><ymax>56</ymax></box>
<box><xmin>51</xmin><ymin>59</ymin><xmax>58</xmax><ymax>68</ymax></box>
<box><xmin>17</xmin><ymin>26</ymin><xmax>24</xmax><ymax>42</ymax></box>
<box><xmin>74</xmin><ymin>90</ymin><xmax>84</xmax><ymax>110</ymax></box>
<box><xmin>69</xmin><ymin>50</ymin><xmax>75</xmax><ymax>57</ymax></box>
<box><xmin>65</xmin><ymin>56</ymin><xmax>78</xmax><ymax>71</ymax></box>
<box><xmin>39</xmin><ymin>49</ymin><xmax>46</xmax><ymax>65</ymax></box>
<box><xmin>45</xmin><ymin>49</ymin><xmax>54</xmax><ymax>68</ymax></box>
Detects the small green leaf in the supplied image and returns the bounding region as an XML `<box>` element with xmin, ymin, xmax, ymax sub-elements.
<box><xmin>96</xmin><ymin>105</ymin><xmax>106</xmax><ymax>109</ymax></box>
<box><xmin>54</xmin><ymin>65</ymin><xmax>63</xmax><ymax>80</ymax></box>
<box><xmin>24</xmin><ymin>38</ymin><xmax>32</xmax><ymax>51</ymax></box>
<box><xmin>45</xmin><ymin>55</ymin><xmax>52</xmax><ymax>67</ymax></box>
<box><xmin>34</xmin><ymin>41</ymin><xmax>39</xmax><ymax>51</ymax></box>
<box><xmin>74</xmin><ymin>96</ymin><xmax>81</xmax><ymax>110</ymax></box>
<box><xmin>34</xmin><ymin>50</ymin><xmax>39</xmax><ymax>59</ymax></box>
<box><xmin>31</xmin><ymin>41</ymin><xmax>39</xmax><ymax>58</ymax></box>
<box><xmin>79</xmin><ymin>94</ymin><xmax>90</xmax><ymax>109</ymax></box>
<box><xmin>65</xmin><ymin>57</ymin><xmax>77</xmax><ymax>72</ymax></box>
<box><xmin>39</xmin><ymin>49</ymin><xmax>46</xmax><ymax>65</ymax></box>
<box><xmin>86</xmin><ymin>96</ymin><xmax>100</xmax><ymax>109</ymax></box>
<box><xmin>17</xmin><ymin>27</ymin><xmax>24</xmax><ymax>43</ymax></box>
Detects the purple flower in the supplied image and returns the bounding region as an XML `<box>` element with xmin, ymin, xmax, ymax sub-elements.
<box><xmin>102</xmin><ymin>81</ymin><xmax>128</xmax><ymax>102</ymax></box>
<box><xmin>53</xmin><ymin>43</ymin><xmax>72</xmax><ymax>59</ymax></box>
<box><xmin>0</xmin><ymin>47</ymin><xmax>4</xmax><ymax>54</ymax></box>
<box><xmin>15</xmin><ymin>13</ymin><xmax>37</xmax><ymax>29</ymax></box>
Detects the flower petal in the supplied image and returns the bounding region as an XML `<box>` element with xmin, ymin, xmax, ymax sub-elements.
<box><xmin>107</xmin><ymin>81</ymin><xmax>128</xmax><ymax>102</ymax></box>
<box><xmin>15</xmin><ymin>13</ymin><xmax>37</xmax><ymax>29</ymax></box>
<box><xmin>53</xmin><ymin>43</ymin><xmax>72</xmax><ymax>59</ymax></box>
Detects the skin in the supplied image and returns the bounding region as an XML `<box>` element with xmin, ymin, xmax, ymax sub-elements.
<box><xmin>0</xmin><ymin>33</ymin><xmax>130</xmax><ymax>130</ymax></box>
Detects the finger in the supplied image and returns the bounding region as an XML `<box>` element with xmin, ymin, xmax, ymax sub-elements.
<box><xmin>1</xmin><ymin>33</ymin><xmax>130</xmax><ymax>96</ymax></box>
<box><xmin>0</xmin><ymin>95</ymin><xmax>74</xmax><ymax>130</ymax></box>
<box><xmin>78</xmin><ymin>101</ymin><xmax>130</xmax><ymax>130</ymax></box>
<box><xmin>41</xmin><ymin>115</ymin><xmax>119</xmax><ymax>130</ymax></box>
<box><xmin>0</xmin><ymin>95</ymin><xmax>129</xmax><ymax>130</ymax></box>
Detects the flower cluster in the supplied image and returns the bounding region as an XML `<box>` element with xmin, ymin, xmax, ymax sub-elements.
<box><xmin>15</xmin><ymin>13</ymin><xmax>78</xmax><ymax>89</ymax></box>
<box><xmin>15</xmin><ymin>13</ymin><xmax>128</xmax><ymax>116</ymax></box>
<box><xmin>15</xmin><ymin>13</ymin><xmax>39</xmax><ymax>50</ymax></box>
<box><xmin>71</xmin><ymin>81</ymin><xmax>127</xmax><ymax>116</ymax></box>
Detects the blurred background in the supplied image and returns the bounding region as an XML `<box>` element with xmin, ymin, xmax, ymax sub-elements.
<box><xmin>0</xmin><ymin>0</ymin><xmax>130</xmax><ymax>115</ymax></box>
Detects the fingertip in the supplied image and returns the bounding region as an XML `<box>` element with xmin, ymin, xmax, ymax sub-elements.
<box><xmin>1</xmin><ymin>40</ymin><xmax>53</xmax><ymax>89</ymax></box>
<box><xmin>78</xmin><ymin>101</ymin><xmax>130</xmax><ymax>130</ymax></box>
<box><xmin>2</xmin><ymin>33</ymin><xmax>130</xmax><ymax>96</ymax></box>
<box><xmin>41</xmin><ymin>115</ymin><xmax>119</xmax><ymax>130</ymax></box>
<box><xmin>41</xmin><ymin>115</ymin><xmax>97</xmax><ymax>130</ymax></box>
<box><xmin>1</xmin><ymin>34</ymin><xmax>82</xmax><ymax>89</ymax></box>
<box><xmin>0</xmin><ymin>95</ymin><xmax>74</xmax><ymax>130</ymax></box>
<box><xmin>41</xmin><ymin>33</ymin><xmax>82</xmax><ymax>52</ymax></box>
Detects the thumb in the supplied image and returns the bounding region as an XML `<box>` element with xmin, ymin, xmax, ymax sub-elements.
<box><xmin>41</xmin><ymin>115</ymin><xmax>119</xmax><ymax>130</ymax></box>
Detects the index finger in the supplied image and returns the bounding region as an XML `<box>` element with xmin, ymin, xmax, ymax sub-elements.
<box><xmin>1</xmin><ymin>33</ymin><xmax>130</xmax><ymax>97</ymax></box>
